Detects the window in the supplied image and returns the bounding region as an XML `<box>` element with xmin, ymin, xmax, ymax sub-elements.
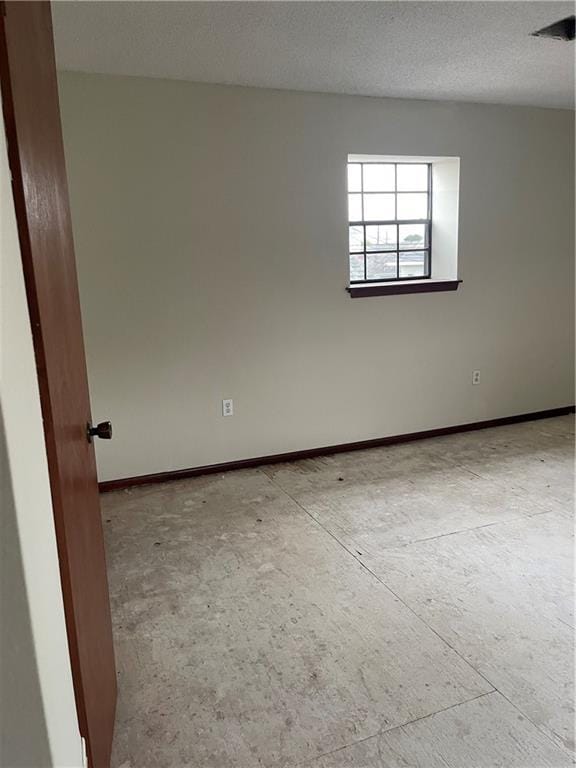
<box><xmin>348</xmin><ymin>161</ymin><xmax>432</xmax><ymax>283</ymax></box>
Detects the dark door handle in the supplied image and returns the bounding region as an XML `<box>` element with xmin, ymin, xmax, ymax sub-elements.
<box><xmin>87</xmin><ymin>420</ymin><xmax>113</xmax><ymax>442</ymax></box>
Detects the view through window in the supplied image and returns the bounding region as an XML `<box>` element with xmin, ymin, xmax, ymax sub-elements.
<box><xmin>348</xmin><ymin>161</ymin><xmax>432</xmax><ymax>283</ymax></box>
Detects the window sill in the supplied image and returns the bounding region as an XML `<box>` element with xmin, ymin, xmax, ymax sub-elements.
<box><xmin>347</xmin><ymin>279</ymin><xmax>462</xmax><ymax>298</ymax></box>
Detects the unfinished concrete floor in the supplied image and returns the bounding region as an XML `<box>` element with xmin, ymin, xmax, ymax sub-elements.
<box><xmin>102</xmin><ymin>415</ymin><xmax>575</xmax><ymax>768</ymax></box>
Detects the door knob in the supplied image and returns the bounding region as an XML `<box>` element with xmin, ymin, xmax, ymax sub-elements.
<box><xmin>87</xmin><ymin>420</ymin><xmax>113</xmax><ymax>442</ymax></box>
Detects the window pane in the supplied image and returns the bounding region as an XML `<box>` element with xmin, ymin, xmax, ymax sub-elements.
<box><xmin>397</xmin><ymin>164</ymin><xmax>429</xmax><ymax>192</ymax></box>
<box><xmin>363</xmin><ymin>164</ymin><xmax>395</xmax><ymax>192</ymax></box>
<box><xmin>349</xmin><ymin>253</ymin><xmax>364</xmax><ymax>281</ymax></box>
<box><xmin>399</xmin><ymin>251</ymin><xmax>427</xmax><ymax>278</ymax></box>
<box><xmin>366</xmin><ymin>252</ymin><xmax>397</xmax><ymax>281</ymax></box>
<box><xmin>397</xmin><ymin>193</ymin><xmax>428</xmax><ymax>220</ymax></box>
<box><xmin>348</xmin><ymin>194</ymin><xmax>362</xmax><ymax>221</ymax></box>
<box><xmin>366</xmin><ymin>224</ymin><xmax>397</xmax><ymax>251</ymax></box>
<box><xmin>399</xmin><ymin>223</ymin><xmax>427</xmax><ymax>249</ymax></box>
<box><xmin>363</xmin><ymin>193</ymin><xmax>395</xmax><ymax>221</ymax></box>
<box><xmin>349</xmin><ymin>225</ymin><xmax>364</xmax><ymax>252</ymax></box>
<box><xmin>347</xmin><ymin>164</ymin><xmax>361</xmax><ymax>192</ymax></box>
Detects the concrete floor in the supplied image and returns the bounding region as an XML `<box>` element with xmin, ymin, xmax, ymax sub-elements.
<box><xmin>102</xmin><ymin>415</ymin><xmax>575</xmax><ymax>768</ymax></box>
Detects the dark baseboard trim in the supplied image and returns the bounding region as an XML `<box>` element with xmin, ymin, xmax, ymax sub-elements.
<box><xmin>99</xmin><ymin>405</ymin><xmax>575</xmax><ymax>493</ymax></box>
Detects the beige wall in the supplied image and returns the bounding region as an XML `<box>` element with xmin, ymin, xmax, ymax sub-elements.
<box><xmin>0</xmin><ymin>99</ymin><xmax>82</xmax><ymax>764</ymax></box>
<box><xmin>58</xmin><ymin>72</ymin><xmax>574</xmax><ymax>483</ymax></box>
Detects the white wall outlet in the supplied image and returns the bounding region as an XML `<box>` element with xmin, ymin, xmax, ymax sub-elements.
<box><xmin>222</xmin><ymin>398</ymin><xmax>234</xmax><ymax>417</ymax></box>
<box><xmin>472</xmin><ymin>370</ymin><xmax>481</xmax><ymax>385</ymax></box>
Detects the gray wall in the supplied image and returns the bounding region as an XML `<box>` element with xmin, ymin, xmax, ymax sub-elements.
<box><xmin>58</xmin><ymin>72</ymin><xmax>575</xmax><ymax>482</ymax></box>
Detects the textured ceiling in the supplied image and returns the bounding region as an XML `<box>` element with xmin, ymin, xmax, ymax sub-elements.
<box><xmin>52</xmin><ymin>1</ymin><xmax>575</xmax><ymax>109</ymax></box>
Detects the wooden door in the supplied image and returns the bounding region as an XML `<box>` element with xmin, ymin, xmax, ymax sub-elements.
<box><xmin>0</xmin><ymin>2</ymin><xmax>117</xmax><ymax>766</ymax></box>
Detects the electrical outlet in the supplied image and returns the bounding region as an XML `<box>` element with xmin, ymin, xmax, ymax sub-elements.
<box><xmin>222</xmin><ymin>398</ymin><xmax>234</xmax><ymax>417</ymax></box>
<box><xmin>472</xmin><ymin>370</ymin><xmax>481</xmax><ymax>385</ymax></box>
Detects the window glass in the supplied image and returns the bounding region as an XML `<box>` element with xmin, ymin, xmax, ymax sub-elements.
<box><xmin>397</xmin><ymin>193</ymin><xmax>428</xmax><ymax>220</ymax></box>
<box><xmin>349</xmin><ymin>253</ymin><xmax>364</xmax><ymax>281</ymax></box>
<box><xmin>349</xmin><ymin>225</ymin><xmax>364</xmax><ymax>252</ymax></box>
<box><xmin>366</xmin><ymin>253</ymin><xmax>397</xmax><ymax>281</ymax></box>
<box><xmin>363</xmin><ymin>193</ymin><xmax>395</xmax><ymax>221</ymax></box>
<box><xmin>399</xmin><ymin>223</ymin><xmax>427</xmax><ymax>249</ymax></box>
<box><xmin>399</xmin><ymin>251</ymin><xmax>428</xmax><ymax>278</ymax></box>
<box><xmin>366</xmin><ymin>224</ymin><xmax>397</xmax><ymax>251</ymax></box>
<box><xmin>363</xmin><ymin>164</ymin><xmax>395</xmax><ymax>192</ymax></box>
<box><xmin>397</xmin><ymin>164</ymin><xmax>428</xmax><ymax>191</ymax></box>
<box><xmin>347</xmin><ymin>164</ymin><xmax>362</xmax><ymax>193</ymax></box>
<box><xmin>348</xmin><ymin>194</ymin><xmax>362</xmax><ymax>222</ymax></box>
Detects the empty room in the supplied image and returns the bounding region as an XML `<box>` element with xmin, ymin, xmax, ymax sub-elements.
<box><xmin>1</xmin><ymin>2</ymin><xmax>574</xmax><ymax>767</ymax></box>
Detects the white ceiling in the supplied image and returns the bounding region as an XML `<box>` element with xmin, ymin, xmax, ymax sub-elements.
<box><xmin>52</xmin><ymin>1</ymin><xmax>576</xmax><ymax>109</ymax></box>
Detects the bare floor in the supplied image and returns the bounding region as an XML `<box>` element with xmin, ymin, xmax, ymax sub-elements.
<box><xmin>103</xmin><ymin>416</ymin><xmax>575</xmax><ymax>768</ymax></box>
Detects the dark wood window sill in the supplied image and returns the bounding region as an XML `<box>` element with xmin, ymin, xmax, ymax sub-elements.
<box><xmin>347</xmin><ymin>279</ymin><xmax>462</xmax><ymax>298</ymax></box>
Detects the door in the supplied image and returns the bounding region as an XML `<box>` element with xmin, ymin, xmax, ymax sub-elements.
<box><xmin>0</xmin><ymin>3</ymin><xmax>117</xmax><ymax>766</ymax></box>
